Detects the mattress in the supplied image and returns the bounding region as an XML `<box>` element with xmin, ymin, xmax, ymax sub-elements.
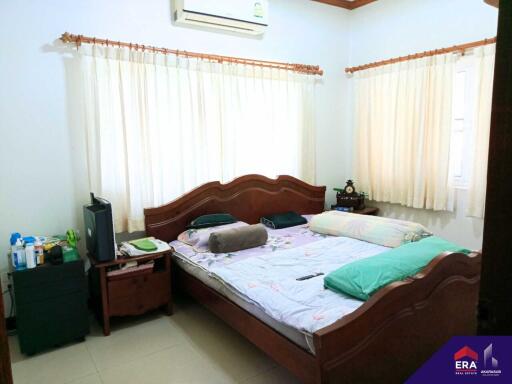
<box><xmin>170</xmin><ymin>218</ymin><xmax>390</xmax><ymax>354</ymax></box>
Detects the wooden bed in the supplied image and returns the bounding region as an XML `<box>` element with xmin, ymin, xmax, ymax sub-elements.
<box><xmin>144</xmin><ymin>174</ymin><xmax>481</xmax><ymax>384</ymax></box>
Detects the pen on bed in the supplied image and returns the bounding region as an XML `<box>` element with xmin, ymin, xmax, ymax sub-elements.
<box><xmin>296</xmin><ymin>272</ymin><xmax>324</xmax><ymax>281</ymax></box>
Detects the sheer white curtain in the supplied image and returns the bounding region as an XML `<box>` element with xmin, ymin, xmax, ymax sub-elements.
<box><xmin>354</xmin><ymin>53</ymin><xmax>455</xmax><ymax>211</ymax></box>
<box><xmin>80</xmin><ymin>45</ymin><xmax>316</xmax><ymax>232</ymax></box>
<box><xmin>466</xmin><ymin>44</ymin><xmax>495</xmax><ymax>218</ymax></box>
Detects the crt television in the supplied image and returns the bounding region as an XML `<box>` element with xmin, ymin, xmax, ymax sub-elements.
<box><xmin>83</xmin><ymin>193</ymin><xmax>116</xmax><ymax>261</ymax></box>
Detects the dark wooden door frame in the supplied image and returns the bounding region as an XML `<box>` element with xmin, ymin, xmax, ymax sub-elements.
<box><xmin>0</xmin><ymin>276</ymin><xmax>13</xmax><ymax>384</ymax></box>
<box><xmin>478</xmin><ymin>1</ymin><xmax>512</xmax><ymax>335</ymax></box>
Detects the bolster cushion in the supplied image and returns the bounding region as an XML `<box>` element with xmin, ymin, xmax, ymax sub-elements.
<box><xmin>209</xmin><ymin>224</ymin><xmax>268</xmax><ymax>253</ymax></box>
<box><xmin>324</xmin><ymin>236</ymin><xmax>470</xmax><ymax>300</ymax></box>
<box><xmin>309</xmin><ymin>210</ymin><xmax>431</xmax><ymax>248</ymax></box>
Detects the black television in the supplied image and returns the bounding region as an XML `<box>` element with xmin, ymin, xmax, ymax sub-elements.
<box><xmin>83</xmin><ymin>193</ymin><xmax>116</xmax><ymax>261</ymax></box>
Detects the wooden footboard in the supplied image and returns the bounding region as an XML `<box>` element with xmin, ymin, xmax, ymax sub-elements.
<box><xmin>313</xmin><ymin>251</ymin><xmax>482</xmax><ymax>384</ymax></box>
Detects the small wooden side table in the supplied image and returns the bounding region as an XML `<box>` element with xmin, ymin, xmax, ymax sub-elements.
<box><xmin>88</xmin><ymin>250</ymin><xmax>172</xmax><ymax>336</ymax></box>
<box><xmin>330</xmin><ymin>206</ymin><xmax>379</xmax><ymax>216</ymax></box>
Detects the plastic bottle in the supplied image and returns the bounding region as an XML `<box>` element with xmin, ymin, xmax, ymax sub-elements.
<box><xmin>26</xmin><ymin>243</ymin><xmax>36</xmax><ymax>269</ymax></box>
<box><xmin>10</xmin><ymin>244</ymin><xmax>18</xmax><ymax>269</ymax></box>
<box><xmin>34</xmin><ymin>239</ymin><xmax>44</xmax><ymax>265</ymax></box>
<box><xmin>10</xmin><ymin>233</ymin><xmax>21</xmax><ymax>269</ymax></box>
<box><xmin>13</xmin><ymin>238</ymin><xmax>26</xmax><ymax>270</ymax></box>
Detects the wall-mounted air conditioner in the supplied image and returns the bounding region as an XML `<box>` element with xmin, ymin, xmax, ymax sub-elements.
<box><xmin>174</xmin><ymin>0</ymin><xmax>269</xmax><ymax>36</ymax></box>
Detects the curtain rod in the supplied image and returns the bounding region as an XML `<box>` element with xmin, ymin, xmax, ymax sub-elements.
<box><xmin>345</xmin><ymin>37</ymin><xmax>496</xmax><ymax>74</ymax></box>
<box><xmin>59</xmin><ymin>32</ymin><xmax>323</xmax><ymax>76</ymax></box>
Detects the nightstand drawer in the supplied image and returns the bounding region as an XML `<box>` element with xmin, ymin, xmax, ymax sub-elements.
<box><xmin>14</xmin><ymin>281</ymin><xmax>86</xmax><ymax>306</ymax></box>
<box><xmin>13</xmin><ymin>260</ymin><xmax>84</xmax><ymax>289</ymax></box>
<box><xmin>109</xmin><ymin>272</ymin><xmax>170</xmax><ymax>316</ymax></box>
<box><xmin>108</xmin><ymin>272</ymin><xmax>170</xmax><ymax>303</ymax></box>
<box><xmin>108</xmin><ymin>271</ymin><xmax>169</xmax><ymax>301</ymax></box>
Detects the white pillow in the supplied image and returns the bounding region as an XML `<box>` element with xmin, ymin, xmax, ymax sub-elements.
<box><xmin>309</xmin><ymin>211</ymin><xmax>431</xmax><ymax>248</ymax></box>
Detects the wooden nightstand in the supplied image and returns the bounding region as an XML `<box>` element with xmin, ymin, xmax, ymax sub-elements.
<box><xmin>88</xmin><ymin>250</ymin><xmax>172</xmax><ymax>336</ymax></box>
<box><xmin>330</xmin><ymin>205</ymin><xmax>379</xmax><ymax>216</ymax></box>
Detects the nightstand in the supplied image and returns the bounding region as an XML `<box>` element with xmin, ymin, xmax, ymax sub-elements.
<box><xmin>88</xmin><ymin>250</ymin><xmax>172</xmax><ymax>336</ymax></box>
<box><xmin>12</xmin><ymin>260</ymin><xmax>89</xmax><ymax>355</ymax></box>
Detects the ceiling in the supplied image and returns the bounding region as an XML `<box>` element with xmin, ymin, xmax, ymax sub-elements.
<box><xmin>313</xmin><ymin>0</ymin><xmax>377</xmax><ymax>10</ymax></box>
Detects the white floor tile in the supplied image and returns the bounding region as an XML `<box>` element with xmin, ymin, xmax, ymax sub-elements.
<box><xmin>11</xmin><ymin>342</ymin><xmax>96</xmax><ymax>384</ymax></box>
<box><xmin>240</xmin><ymin>366</ymin><xmax>300</xmax><ymax>384</ymax></box>
<box><xmin>9</xmin><ymin>298</ymin><xmax>298</xmax><ymax>384</ymax></box>
<box><xmin>171</xmin><ymin>300</ymin><xmax>276</xmax><ymax>382</ymax></box>
<box><xmin>8</xmin><ymin>335</ymin><xmax>23</xmax><ymax>364</ymax></box>
<box><xmin>99</xmin><ymin>344</ymin><xmax>236</xmax><ymax>384</ymax></box>
<box><xmin>67</xmin><ymin>373</ymin><xmax>103</xmax><ymax>384</ymax></box>
<box><xmin>86</xmin><ymin>313</ymin><xmax>187</xmax><ymax>371</ymax></box>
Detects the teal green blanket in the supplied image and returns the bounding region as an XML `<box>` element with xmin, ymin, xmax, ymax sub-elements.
<box><xmin>324</xmin><ymin>236</ymin><xmax>470</xmax><ymax>300</ymax></box>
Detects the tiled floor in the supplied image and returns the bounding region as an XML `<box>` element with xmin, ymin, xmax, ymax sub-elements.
<box><xmin>8</xmin><ymin>295</ymin><xmax>300</xmax><ymax>384</ymax></box>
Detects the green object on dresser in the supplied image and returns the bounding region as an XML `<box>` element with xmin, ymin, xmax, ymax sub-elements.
<box><xmin>129</xmin><ymin>237</ymin><xmax>158</xmax><ymax>252</ymax></box>
<box><xmin>324</xmin><ymin>236</ymin><xmax>470</xmax><ymax>301</ymax></box>
<box><xmin>12</xmin><ymin>260</ymin><xmax>89</xmax><ymax>355</ymax></box>
<box><xmin>62</xmin><ymin>246</ymin><xmax>80</xmax><ymax>262</ymax></box>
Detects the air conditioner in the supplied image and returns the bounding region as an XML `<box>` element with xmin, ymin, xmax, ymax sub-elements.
<box><xmin>174</xmin><ymin>0</ymin><xmax>269</xmax><ymax>36</ymax></box>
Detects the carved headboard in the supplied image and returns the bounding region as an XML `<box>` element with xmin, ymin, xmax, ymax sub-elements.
<box><xmin>144</xmin><ymin>174</ymin><xmax>326</xmax><ymax>242</ymax></box>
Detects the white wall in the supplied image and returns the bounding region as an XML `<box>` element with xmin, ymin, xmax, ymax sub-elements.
<box><xmin>344</xmin><ymin>0</ymin><xmax>498</xmax><ymax>250</ymax></box>
<box><xmin>0</xmin><ymin>0</ymin><xmax>351</xmax><ymax>313</ymax></box>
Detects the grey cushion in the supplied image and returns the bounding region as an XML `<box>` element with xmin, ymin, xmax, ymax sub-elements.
<box><xmin>208</xmin><ymin>224</ymin><xmax>268</xmax><ymax>253</ymax></box>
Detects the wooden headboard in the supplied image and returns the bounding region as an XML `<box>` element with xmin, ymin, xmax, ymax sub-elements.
<box><xmin>144</xmin><ymin>174</ymin><xmax>326</xmax><ymax>242</ymax></box>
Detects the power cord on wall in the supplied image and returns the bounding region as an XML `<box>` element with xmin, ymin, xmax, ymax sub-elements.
<box><xmin>3</xmin><ymin>280</ymin><xmax>17</xmax><ymax>336</ymax></box>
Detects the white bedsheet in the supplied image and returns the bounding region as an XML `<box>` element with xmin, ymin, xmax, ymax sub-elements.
<box><xmin>209</xmin><ymin>236</ymin><xmax>390</xmax><ymax>333</ymax></box>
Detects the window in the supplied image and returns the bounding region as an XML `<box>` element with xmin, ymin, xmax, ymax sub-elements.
<box><xmin>79</xmin><ymin>45</ymin><xmax>317</xmax><ymax>231</ymax></box>
<box><xmin>449</xmin><ymin>56</ymin><xmax>477</xmax><ymax>188</ymax></box>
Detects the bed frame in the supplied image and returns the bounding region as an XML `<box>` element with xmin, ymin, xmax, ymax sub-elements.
<box><xmin>144</xmin><ymin>174</ymin><xmax>481</xmax><ymax>384</ymax></box>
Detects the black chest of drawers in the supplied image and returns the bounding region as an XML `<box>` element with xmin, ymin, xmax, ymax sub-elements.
<box><xmin>12</xmin><ymin>260</ymin><xmax>89</xmax><ymax>355</ymax></box>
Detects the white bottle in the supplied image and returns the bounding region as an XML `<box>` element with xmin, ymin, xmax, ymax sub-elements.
<box><xmin>13</xmin><ymin>238</ymin><xmax>26</xmax><ymax>270</ymax></box>
<box><xmin>26</xmin><ymin>243</ymin><xmax>36</xmax><ymax>269</ymax></box>
<box><xmin>34</xmin><ymin>239</ymin><xmax>44</xmax><ymax>265</ymax></box>
<box><xmin>11</xmin><ymin>244</ymin><xmax>18</xmax><ymax>269</ymax></box>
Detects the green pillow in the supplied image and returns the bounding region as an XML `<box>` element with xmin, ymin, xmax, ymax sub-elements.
<box><xmin>187</xmin><ymin>213</ymin><xmax>237</xmax><ymax>229</ymax></box>
<box><xmin>324</xmin><ymin>236</ymin><xmax>470</xmax><ymax>300</ymax></box>
<box><xmin>260</xmin><ymin>211</ymin><xmax>307</xmax><ymax>229</ymax></box>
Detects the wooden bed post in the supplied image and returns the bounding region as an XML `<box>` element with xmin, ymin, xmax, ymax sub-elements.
<box><xmin>478</xmin><ymin>1</ymin><xmax>512</xmax><ymax>335</ymax></box>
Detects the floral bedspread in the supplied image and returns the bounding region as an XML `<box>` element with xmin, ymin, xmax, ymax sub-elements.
<box><xmin>209</xmin><ymin>236</ymin><xmax>390</xmax><ymax>333</ymax></box>
<box><xmin>169</xmin><ymin>215</ymin><xmax>329</xmax><ymax>270</ymax></box>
